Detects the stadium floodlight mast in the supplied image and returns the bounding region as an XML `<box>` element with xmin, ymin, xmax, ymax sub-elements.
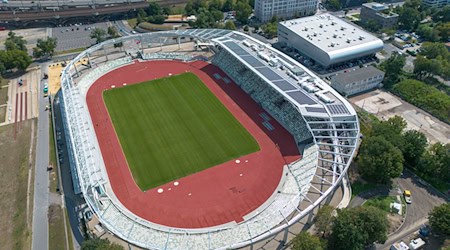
<box><xmin>60</xmin><ymin>29</ymin><xmax>359</xmax><ymax>250</ymax></box>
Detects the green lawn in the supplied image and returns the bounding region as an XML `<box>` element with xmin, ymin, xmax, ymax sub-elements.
<box><xmin>103</xmin><ymin>72</ymin><xmax>260</xmax><ymax>190</ymax></box>
<box><xmin>363</xmin><ymin>196</ymin><xmax>397</xmax><ymax>213</ymax></box>
<box><xmin>351</xmin><ymin>180</ymin><xmax>377</xmax><ymax>199</ymax></box>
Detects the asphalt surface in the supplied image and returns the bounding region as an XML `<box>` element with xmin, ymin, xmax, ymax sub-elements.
<box><xmin>51</xmin><ymin>22</ymin><xmax>109</xmax><ymax>52</ymax></box>
<box><xmin>31</xmin><ymin>66</ymin><xmax>50</xmax><ymax>250</ymax></box>
<box><xmin>376</xmin><ymin>170</ymin><xmax>446</xmax><ymax>249</ymax></box>
<box><xmin>114</xmin><ymin>20</ymin><xmax>132</xmax><ymax>36</ymax></box>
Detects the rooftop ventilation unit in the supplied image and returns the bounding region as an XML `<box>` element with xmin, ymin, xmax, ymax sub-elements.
<box><xmin>331</xmin><ymin>21</ymin><xmax>336</xmax><ymax>25</ymax></box>
<box><xmin>319</xmin><ymin>23</ymin><xmax>323</xmax><ymax>28</ymax></box>
<box><xmin>341</xmin><ymin>26</ymin><xmax>346</xmax><ymax>30</ymax></box>
<box><xmin>313</xmin><ymin>32</ymin><xmax>317</xmax><ymax>36</ymax></box>
<box><xmin>359</xmin><ymin>35</ymin><xmax>365</xmax><ymax>40</ymax></box>
<box><xmin>330</xmin><ymin>42</ymin><xmax>336</xmax><ymax>47</ymax></box>
<box><xmin>347</xmin><ymin>38</ymin><xmax>351</xmax><ymax>43</ymax></box>
<box><xmin>333</xmin><ymin>33</ymin><xmax>337</xmax><ymax>38</ymax></box>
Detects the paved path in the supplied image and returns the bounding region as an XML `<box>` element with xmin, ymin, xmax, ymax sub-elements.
<box><xmin>31</xmin><ymin>67</ymin><xmax>50</xmax><ymax>250</ymax></box>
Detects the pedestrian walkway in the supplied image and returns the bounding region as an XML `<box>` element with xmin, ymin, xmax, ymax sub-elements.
<box><xmin>0</xmin><ymin>67</ymin><xmax>40</xmax><ymax>127</ymax></box>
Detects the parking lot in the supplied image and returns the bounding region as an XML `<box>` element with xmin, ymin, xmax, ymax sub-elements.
<box><xmin>51</xmin><ymin>22</ymin><xmax>109</xmax><ymax>52</ymax></box>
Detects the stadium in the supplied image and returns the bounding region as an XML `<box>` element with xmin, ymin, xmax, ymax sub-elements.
<box><xmin>59</xmin><ymin>29</ymin><xmax>360</xmax><ymax>249</ymax></box>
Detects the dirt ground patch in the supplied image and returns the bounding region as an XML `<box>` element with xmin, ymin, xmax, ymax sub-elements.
<box><xmin>387</xmin><ymin>213</ymin><xmax>404</xmax><ymax>235</ymax></box>
<box><xmin>0</xmin><ymin>87</ymin><xmax>8</xmax><ymax>104</ymax></box>
<box><xmin>48</xmin><ymin>204</ymin><xmax>67</xmax><ymax>250</ymax></box>
<box><xmin>0</xmin><ymin>120</ymin><xmax>35</xmax><ymax>249</ymax></box>
<box><xmin>0</xmin><ymin>106</ymin><xmax>6</xmax><ymax>123</ymax></box>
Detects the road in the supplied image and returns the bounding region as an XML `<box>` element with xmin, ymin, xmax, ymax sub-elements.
<box><xmin>31</xmin><ymin>66</ymin><xmax>50</xmax><ymax>250</ymax></box>
<box><xmin>376</xmin><ymin>170</ymin><xmax>446</xmax><ymax>249</ymax></box>
<box><xmin>114</xmin><ymin>20</ymin><xmax>133</xmax><ymax>36</ymax></box>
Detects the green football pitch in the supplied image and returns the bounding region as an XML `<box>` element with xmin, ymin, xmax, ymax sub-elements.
<box><xmin>103</xmin><ymin>72</ymin><xmax>260</xmax><ymax>191</ymax></box>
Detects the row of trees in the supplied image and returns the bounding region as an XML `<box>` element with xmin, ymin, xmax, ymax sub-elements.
<box><xmin>1</xmin><ymin>31</ymin><xmax>57</xmax><ymax>74</ymax></box>
<box><xmin>357</xmin><ymin>114</ymin><xmax>449</xmax><ymax>189</ymax></box>
<box><xmin>413</xmin><ymin>42</ymin><xmax>450</xmax><ymax>80</ymax></box>
<box><xmin>291</xmin><ymin>205</ymin><xmax>389</xmax><ymax>250</ymax></box>
<box><xmin>90</xmin><ymin>26</ymin><xmax>120</xmax><ymax>44</ymax></box>
<box><xmin>186</xmin><ymin>0</ymin><xmax>252</xmax><ymax>28</ymax></box>
<box><xmin>136</xmin><ymin>2</ymin><xmax>170</xmax><ymax>25</ymax></box>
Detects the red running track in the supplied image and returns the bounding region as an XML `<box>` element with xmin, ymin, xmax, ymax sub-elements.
<box><xmin>86</xmin><ymin>60</ymin><xmax>300</xmax><ymax>228</ymax></box>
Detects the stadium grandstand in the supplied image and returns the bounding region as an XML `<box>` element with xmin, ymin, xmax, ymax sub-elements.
<box><xmin>59</xmin><ymin>29</ymin><xmax>359</xmax><ymax>249</ymax></box>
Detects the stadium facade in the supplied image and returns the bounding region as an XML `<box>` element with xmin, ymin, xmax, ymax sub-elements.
<box><xmin>59</xmin><ymin>29</ymin><xmax>360</xmax><ymax>249</ymax></box>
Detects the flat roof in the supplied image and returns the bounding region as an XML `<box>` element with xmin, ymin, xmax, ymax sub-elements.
<box><xmin>363</xmin><ymin>2</ymin><xmax>389</xmax><ymax>10</ymax></box>
<box><xmin>279</xmin><ymin>14</ymin><xmax>381</xmax><ymax>53</ymax></box>
<box><xmin>331</xmin><ymin>66</ymin><xmax>384</xmax><ymax>83</ymax></box>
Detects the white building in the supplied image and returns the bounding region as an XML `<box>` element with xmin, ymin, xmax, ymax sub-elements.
<box><xmin>278</xmin><ymin>14</ymin><xmax>383</xmax><ymax>67</ymax></box>
<box><xmin>254</xmin><ymin>0</ymin><xmax>318</xmax><ymax>23</ymax></box>
<box><xmin>331</xmin><ymin>66</ymin><xmax>384</xmax><ymax>96</ymax></box>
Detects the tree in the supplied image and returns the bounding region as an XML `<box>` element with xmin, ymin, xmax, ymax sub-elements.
<box><xmin>291</xmin><ymin>231</ymin><xmax>324</xmax><ymax>250</ymax></box>
<box><xmin>402</xmin><ymin>130</ymin><xmax>427</xmax><ymax>167</ymax></box>
<box><xmin>429</xmin><ymin>203</ymin><xmax>450</xmax><ymax>236</ymax></box>
<box><xmin>413</xmin><ymin>55</ymin><xmax>442</xmax><ymax>80</ymax></box>
<box><xmin>358</xmin><ymin>136</ymin><xmax>404</xmax><ymax>184</ymax></box>
<box><xmin>222</xmin><ymin>0</ymin><xmax>234</xmax><ymax>12</ymax></box>
<box><xmin>148</xmin><ymin>15</ymin><xmax>166</xmax><ymax>24</ymax></box>
<box><xmin>137</xmin><ymin>8</ymin><xmax>147</xmax><ymax>24</ymax></box>
<box><xmin>224</xmin><ymin>20</ymin><xmax>237</xmax><ymax>30</ymax></box>
<box><xmin>0</xmin><ymin>49</ymin><xmax>32</xmax><ymax>71</ymax></box>
<box><xmin>419</xmin><ymin>42</ymin><xmax>450</xmax><ymax>59</ymax></box>
<box><xmin>416</xmin><ymin>24</ymin><xmax>440</xmax><ymax>42</ymax></box>
<box><xmin>329</xmin><ymin>206</ymin><xmax>388</xmax><ymax>250</ymax></box>
<box><xmin>314</xmin><ymin>205</ymin><xmax>334</xmax><ymax>238</ymax></box>
<box><xmin>435</xmin><ymin>22</ymin><xmax>450</xmax><ymax>42</ymax></box>
<box><xmin>366</xmin><ymin>19</ymin><xmax>382</xmax><ymax>32</ymax></box>
<box><xmin>208</xmin><ymin>0</ymin><xmax>223</xmax><ymax>11</ymax></box>
<box><xmin>380</xmin><ymin>52</ymin><xmax>405</xmax><ymax>88</ymax></box>
<box><xmin>4</xmin><ymin>31</ymin><xmax>27</xmax><ymax>52</ymax></box>
<box><xmin>235</xmin><ymin>0</ymin><xmax>252</xmax><ymax>24</ymax></box>
<box><xmin>403</xmin><ymin>0</ymin><xmax>421</xmax><ymax>9</ymax></box>
<box><xmin>90</xmin><ymin>28</ymin><xmax>107</xmax><ymax>44</ymax></box>
<box><xmin>327</xmin><ymin>0</ymin><xmax>341</xmax><ymax>10</ymax></box>
<box><xmin>398</xmin><ymin>7</ymin><xmax>421</xmax><ymax>31</ymax></box>
<box><xmin>147</xmin><ymin>2</ymin><xmax>162</xmax><ymax>16</ymax></box>
<box><xmin>162</xmin><ymin>6</ymin><xmax>171</xmax><ymax>15</ymax></box>
<box><xmin>185</xmin><ymin>0</ymin><xmax>195</xmax><ymax>15</ymax></box>
<box><xmin>372</xmin><ymin>115</ymin><xmax>407</xmax><ymax>150</ymax></box>
<box><xmin>33</xmin><ymin>37</ymin><xmax>57</xmax><ymax>59</ymax></box>
<box><xmin>431</xmin><ymin>5</ymin><xmax>450</xmax><ymax>22</ymax></box>
<box><xmin>107</xmin><ymin>26</ymin><xmax>119</xmax><ymax>38</ymax></box>
<box><xmin>418</xmin><ymin>143</ymin><xmax>450</xmax><ymax>181</ymax></box>
<box><xmin>81</xmin><ymin>238</ymin><xmax>124</xmax><ymax>250</ymax></box>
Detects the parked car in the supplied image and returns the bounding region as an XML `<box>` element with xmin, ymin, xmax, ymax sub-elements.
<box><xmin>404</xmin><ymin>190</ymin><xmax>412</xmax><ymax>204</ymax></box>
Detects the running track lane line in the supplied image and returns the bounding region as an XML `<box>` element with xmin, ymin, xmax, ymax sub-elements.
<box><xmin>20</xmin><ymin>92</ymin><xmax>23</xmax><ymax>129</ymax></box>
<box><xmin>25</xmin><ymin>92</ymin><xmax>28</xmax><ymax>120</ymax></box>
<box><xmin>14</xmin><ymin>93</ymin><xmax>18</xmax><ymax>140</ymax></box>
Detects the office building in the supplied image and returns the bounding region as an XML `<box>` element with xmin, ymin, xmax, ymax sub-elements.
<box><xmin>331</xmin><ymin>66</ymin><xmax>384</xmax><ymax>96</ymax></box>
<box><xmin>361</xmin><ymin>2</ymin><xmax>399</xmax><ymax>29</ymax></box>
<box><xmin>254</xmin><ymin>0</ymin><xmax>318</xmax><ymax>23</ymax></box>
